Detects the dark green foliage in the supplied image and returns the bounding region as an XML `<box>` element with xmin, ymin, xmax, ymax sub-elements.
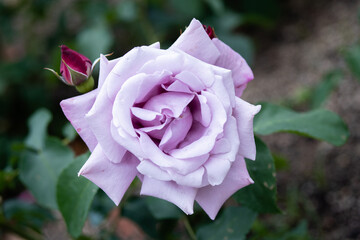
<box><xmin>19</xmin><ymin>137</ymin><xmax>74</xmax><ymax>209</ymax></box>
<box><xmin>254</xmin><ymin>103</ymin><xmax>349</xmax><ymax>146</ymax></box>
<box><xmin>145</xmin><ymin>196</ymin><xmax>184</xmax><ymax>220</ymax></box>
<box><xmin>234</xmin><ymin>137</ymin><xmax>280</xmax><ymax>213</ymax></box>
<box><xmin>197</xmin><ymin>206</ymin><xmax>257</xmax><ymax>240</ymax></box>
<box><xmin>57</xmin><ymin>153</ymin><xmax>98</xmax><ymax>238</ymax></box>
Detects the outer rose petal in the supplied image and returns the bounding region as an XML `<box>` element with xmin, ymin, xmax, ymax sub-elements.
<box><xmin>233</xmin><ymin>97</ymin><xmax>261</xmax><ymax>160</ymax></box>
<box><xmin>170</xmin><ymin>18</ymin><xmax>220</xmax><ymax>64</ymax></box>
<box><xmin>204</xmin><ymin>116</ymin><xmax>240</xmax><ymax>186</ymax></box>
<box><xmin>60</xmin><ymin>90</ymin><xmax>98</xmax><ymax>151</ymax></box>
<box><xmin>98</xmin><ymin>54</ymin><xmax>120</xmax><ymax>89</ymax></box>
<box><xmin>86</xmin><ymin>84</ymin><xmax>127</xmax><ymax>163</ymax></box>
<box><xmin>203</xmin><ymin>157</ymin><xmax>231</xmax><ymax>186</ymax></box>
<box><xmin>79</xmin><ymin>145</ymin><xmax>139</xmax><ymax>205</ymax></box>
<box><xmin>105</xmin><ymin>47</ymin><xmax>167</xmax><ymax>101</ymax></box>
<box><xmin>211</xmin><ymin>116</ymin><xmax>240</xmax><ymax>163</ymax></box>
<box><xmin>140</xmin><ymin>176</ymin><xmax>197</xmax><ymax>215</ymax></box>
<box><xmin>212</xmin><ymin>38</ymin><xmax>254</xmax><ymax>97</ymax></box>
<box><xmin>196</xmin><ymin>156</ymin><xmax>253</xmax><ymax>220</ymax></box>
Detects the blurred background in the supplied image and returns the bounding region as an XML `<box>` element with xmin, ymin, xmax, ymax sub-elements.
<box><xmin>0</xmin><ymin>0</ymin><xmax>359</xmax><ymax>239</ymax></box>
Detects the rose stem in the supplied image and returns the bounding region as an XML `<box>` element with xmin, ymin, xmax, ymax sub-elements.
<box><xmin>182</xmin><ymin>216</ymin><xmax>197</xmax><ymax>240</ymax></box>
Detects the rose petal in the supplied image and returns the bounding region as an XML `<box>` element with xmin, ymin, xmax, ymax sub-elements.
<box><xmin>139</xmin><ymin>52</ymin><xmax>184</xmax><ymax>76</ymax></box>
<box><xmin>235</xmin><ymin>83</ymin><xmax>248</xmax><ymax>97</ymax></box>
<box><xmin>196</xmin><ymin>156</ymin><xmax>253</xmax><ymax>219</ymax></box>
<box><xmin>60</xmin><ymin>90</ymin><xmax>98</xmax><ymax>151</ymax></box>
<box><xmin>210</xmin><ymin>138</ymin><xmax>231</xmax><ymax>155</ymax></box>
<box><xmin>175</xmin><ymin>52</ymin><xmax>216</xmax><ymax>88</ymax></box>
<box><xmin>190</xmin><ymin>94</ymin><xmax>211</xmax><ymax>127</ymax></box>
<box><xmin>169</xmin><ymin>91</ymin><xmax>226</xmax><ymax>159</ymax></box>
<box><xmin>162</xmin><ymin>80</ymin><xmax>193</xmax><ymax>94</ymax></box>
<box><xmin>212</xmin><ymin>38</ymin><xmax>254</xmax><ymax>97</ymax></box>
<box><xmin>170</xmin><ymin>18</ymin><xmax>220</xmax><ymax>65</ymax></box>
<box><xmin>98</xmin><ymin>54</ymin><xmax>120</xmax><ymax>89</ymax></box>
<box><xmin>159</xmin><ymin>107</ymin><xmax>193</xmax><ymax>152</ymax></box>
<box><xmin>137</xmin><ymin>131</ymin><xmax>209</xmax><ymax>174</ymax></box>
<box><xmin>203</xmin><ymin>157</ymin><xmax>231</xmax><ymax>186</ymax></box>
<box><xmin>110</xmin><ymin>122</ymin><xmax>146</xmax><ymax>159</ymax></box>
<box><xmin>149</xmin><ymin>41</ymin><xmax>160</xmax><ymax>49</ymax></box>
<box><xmin>137</xmin><ymin>160</ymin><xmax>171</xmax><ymax>181</ymax></box>
<box><xmin>86</xmin><ymin>86</ymin><xmax>127</xmax><ymax>163</ymax></box>
<box><xmin>105</xmin><ymin>46</ymin><xmax>167</xmax><ymax>101</ymax></box>
<box><xmin>233</xmin><ymin>98</ymin><xmax>261</xmax><ymax>160</ymax></box>
<box><xmin>143</xmin><ymin>92</ymin><xmax>194</xmax><ymax>118</ymax></box>
<box><xmin>112</xmin><ymin>71</ymin><xmax>172</xmax><ymax>137</ymax></box>
<box><xmin>212</xmin><ymin>116</ymin><xmax>240</xmax><ymax>163</ymax></box>
<box><xmin>207</xmin><ymin>69</ymin><xmax>235</xmax><ymax>114</ymax></box>
<box><xmin>140</xmin><ymin>50</ymin><xmax>216</xmax><ymax>88</ymax></box>
<box><xmin>131</xmin><ymin>107</ymin><xmax>163</xmax><ymax>122</ymax></box>
<box><xmin>140</xmin><ymin>176</ymin><xmax>197</xmax><ymax>215</ymax></box>
<box><xmin>138</xmin><ymin>118</ymin><xmax>170</xmax><ymax>140</ymax></box>
<box><xmin>175</xmin><ymin>70</ymin><xmax>205</xmax><ymax>92</ymax></box>
<box><xmin>168</xmin><ymin>167</ymin><xmax>205</xmax><ymax>188</ymax></box>
<box><xmin>79</xmin><ymin>145</ymin><xmax>139</xmax><ymax>205</ymax></box>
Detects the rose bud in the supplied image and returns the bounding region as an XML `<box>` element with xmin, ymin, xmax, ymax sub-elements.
<box><xmin>203</xmin><ymin>25</ymin><xmax>216</xmax><ymax>39</ymax></box>
<box><xmin>45</xmin><ymin>45</ymin><xmax>94</xmax><ymax>93</ymax></box>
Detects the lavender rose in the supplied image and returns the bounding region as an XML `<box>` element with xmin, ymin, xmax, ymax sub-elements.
<box><xmin>60</xmin><ymin>19</ymin><xmax>260</xmax><ymax>219</ymax></box>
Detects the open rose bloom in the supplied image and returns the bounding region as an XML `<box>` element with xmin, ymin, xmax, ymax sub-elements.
<box><xmin>61</xmin><ymin>19</ymin><xmax>260</xmax><ymax>219</ymax></box>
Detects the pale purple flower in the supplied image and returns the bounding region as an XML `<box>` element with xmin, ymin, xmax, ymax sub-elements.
<box><xmin>60</xmin><ymin>19</ymin><xmax>260</xmax><ymax>219</ymax></box>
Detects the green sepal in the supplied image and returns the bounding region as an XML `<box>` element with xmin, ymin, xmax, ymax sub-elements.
<box><xmin>75</xmin><ymin>76</ymin><xmax>94</xmax><ymax>93</ymax></box>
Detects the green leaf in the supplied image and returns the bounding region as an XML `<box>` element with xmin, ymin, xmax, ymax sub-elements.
<box><xmin>254</xmin><ymin>103</ymin><xmax>349</xmax><ymax>146</ymax></box>
<box><xmin>233</xmin><ymin>137</ymin><xmax>279</xmax><ymax>213</ymax></box>
<box><xmin>76</xmin><ymin>22</ymin><xmax>114</xmax><ymax>61</ymax></box>
<box><xmin>19</xmin><ymin>137</ymin><xmax>74</xmax><ymax>209</ymax></box>
<box><xmin>145</xmin><ymin>196</ymin><xmax>184</xmax><ymax>220</ymax></box>
<box><xmin>311</xmin><ymin>70</ymin><xmax>342</xmax><ymax>109</ymax></box>
<box><xmin>197</xmin><ymin>206</ymin><xmax>257</xmax><ymax>240</ymax></box>
<box><xmin>57</xmin><ymin>153</ymin><xmax>98</xmax><ymax>238</ymax></box>
<box><xmin>272</xmin><ymin>153</ymin><xmax>289</xmax><ymax>171</ymax></box>
<box><xmin>344</xmin><ymin>44</ymin><xmax>360</xmax><ymax>81</ymax></box>
<box><xmin>25</xmin><ymin>108</ymin><xmax>52</xmax><ymax>151</ymax></box>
